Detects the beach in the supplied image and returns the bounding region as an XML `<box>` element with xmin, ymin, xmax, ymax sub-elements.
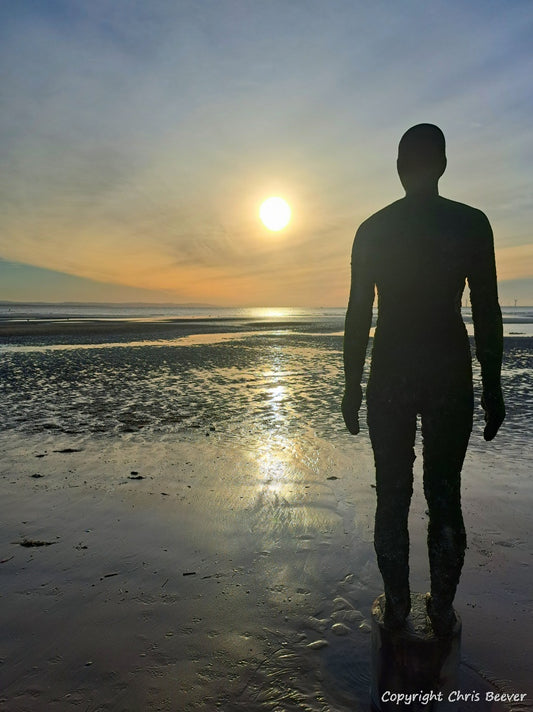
<box><xmin>0</xmin><ymin>309</ymin><xmax>531</xmax><ymax>711</ymax></box>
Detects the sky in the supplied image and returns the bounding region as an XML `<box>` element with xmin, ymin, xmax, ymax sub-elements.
<box><xmin>1</xmin><ymin>0</ymin><xmax>532</xmax><ymax>306</ymax></box>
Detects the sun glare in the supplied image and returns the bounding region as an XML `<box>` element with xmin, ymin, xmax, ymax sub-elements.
<box><xmin>260</xmin><ymin>196</ymin><xmax>291</xmax><ymax>231</ymax></box>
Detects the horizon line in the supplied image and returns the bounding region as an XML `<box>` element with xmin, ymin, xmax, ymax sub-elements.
<box><xmin>0</xmin><ymin>300</ymin><xmax>531</xmax><ymax>309</ymax></box>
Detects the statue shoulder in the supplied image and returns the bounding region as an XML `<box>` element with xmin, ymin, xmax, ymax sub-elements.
<box><xmin>356</xmin><ymin>199</ymin><xmax>405</xmax><ymax>238</ymax></box>
<box><xmin>439</xmin><ymin>197</ymin><xmax>491</xmax><ymax>227</ymax></box>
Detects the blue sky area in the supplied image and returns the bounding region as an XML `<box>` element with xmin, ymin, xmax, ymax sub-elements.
<box><xmin>1</xmin><ymin>1</ymin><xmax>532</xmax><ymax>305</ymax></box>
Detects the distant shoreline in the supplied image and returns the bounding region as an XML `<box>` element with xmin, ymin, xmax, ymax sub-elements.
<box><xmin>0</xmin><ymin>304</ymin><xmax>531</xmax><ymax>344</ymax></box>
<box><xmin>0</xmin><ymin>319</ymin><xmax>532</xmax><ymax>345</ymax></box>
<box><xmin>0</xmin><ymin>316</ymin><xmax>346</xmax><ymax>342</ymax></box>
<box><xmin>0</xmin><ymin>301</ymin><xmax>347</xmax><ymax>310</ymax></box>
<box><xmin>0</xmin><ymin>300</ymin><xmax>219</xmax><ymax>307</ymax></box>
<box><xmin>0</xmin><ymin>300</ymin><xmax>530</xmax><ymax>308</ymax></box>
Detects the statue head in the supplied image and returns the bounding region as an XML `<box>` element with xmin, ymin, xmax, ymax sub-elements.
<box><xmin>397</xmin><ymin>124</ymin><xmax>447</xmax><ymax>194</ymax></box>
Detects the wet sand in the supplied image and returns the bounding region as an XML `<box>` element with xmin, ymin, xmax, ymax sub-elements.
<box><xmin>0</xmin><ymin>320</ymin><xmax>531</xmax><ymax>710</ymax></box>
<box><xmin>0</xmin><ymin>316</ymin><xmax>339</xmax><ymax>345</ymax></box>
<box><xmin>0</xmin><ymin>428</ymin><xmax>531</xmax><ymax>711</ymax></box>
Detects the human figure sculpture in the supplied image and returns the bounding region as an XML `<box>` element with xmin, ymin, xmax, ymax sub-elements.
<box><xmin>342</xmin><ymin>124</ymin><xmax>505</xmax><ymax>636</ymax></box>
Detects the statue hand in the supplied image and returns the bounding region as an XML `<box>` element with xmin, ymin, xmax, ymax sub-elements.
<box><xmin>342</xmin><ymin>385</ymin><xmax>363</xmax><ymax>435</ymax></box>
<box><xmin>481</xmin><ymin>387</ymin><xmax>505</xmax><ymax>441</ymax></box>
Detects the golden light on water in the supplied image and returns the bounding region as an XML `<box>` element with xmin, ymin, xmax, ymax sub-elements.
<box><xmin>248</xmin><ymin>307</ymin><xmax>291</xmax><ymax>320</ymax></box>
<box><xmin>259</xmin><ymin>196</ymin><xmax>291</xmax><ymax>231</ymax></box>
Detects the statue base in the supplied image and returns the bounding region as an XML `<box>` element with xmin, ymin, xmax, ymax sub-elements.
<box><xmin>371</xmin><ymin>593</ymin><xmax>461</xmax><ymax>712</ymax></box>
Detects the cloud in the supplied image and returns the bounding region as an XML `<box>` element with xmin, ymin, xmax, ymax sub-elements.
<box><xmin>0</xmin><ymin>1</ymin><xmax>531</xmax><ymax>304</ymax></box>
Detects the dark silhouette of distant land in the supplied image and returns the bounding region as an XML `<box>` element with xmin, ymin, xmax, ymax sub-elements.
<box><xmin>0</xmin><ymin>301</ymin><xmax>217</xmax><ymax>308</ymax></box>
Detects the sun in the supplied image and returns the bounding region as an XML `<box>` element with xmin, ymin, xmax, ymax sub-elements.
<box><xmin>259</xmin><ymin>196</ymin><xmax>291</xmax><ymax>231</ymax></box>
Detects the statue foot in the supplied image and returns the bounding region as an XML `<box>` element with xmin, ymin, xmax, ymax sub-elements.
<box><xmin>383</xmin><ymin>593</ymin><xmax>411</xmax><ymax>630</ymax></box>
<box><xmin>426</xmin><ymin>593</ymin><xmax>457</xmax><ymax>637</ymax></box>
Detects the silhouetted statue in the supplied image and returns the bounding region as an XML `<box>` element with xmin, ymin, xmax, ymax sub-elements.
<box><xmin>342</xmin><ymin>124</ymin><xmax>505</xmax><ymax>636</ymax></box>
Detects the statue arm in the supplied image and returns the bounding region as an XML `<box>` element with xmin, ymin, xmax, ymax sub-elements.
<box><xmin>467</xmin><ymin>212</ymin><xmax>505</xmax><ymax>440</ymax></box>
<box><xmin>342</xmin><ymin>227</ymin><xmax>375</xmax><ymax>434</ymax></box>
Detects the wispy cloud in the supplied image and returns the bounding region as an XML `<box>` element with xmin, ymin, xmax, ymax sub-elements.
<box><xmin>0</xmin><ymin>1</ymin><xmax>531</xmax><ymax>304</ymax></box>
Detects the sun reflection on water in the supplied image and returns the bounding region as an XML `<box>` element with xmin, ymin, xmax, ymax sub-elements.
<box><xmin>247</xmin><ymin>307</ymin><xmax>292</xmax><ymax>320</ymax></box>
<box><xmin>257</xmin><ymin>439</ymin><xmax>287</xmax><ymax>495</ymax></box>
<box><xmin>248</xmin><ymin>340</ymin><xmax>341</xmax><ymax>526</ymax></box>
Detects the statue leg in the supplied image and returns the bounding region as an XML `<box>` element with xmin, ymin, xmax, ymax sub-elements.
<box><xmin>368</xmin><ymin>393</ymin><xmax>417</xmax><ymax>627</ymax></box>
<box><xmin>421</xmin><ymin>389</ymin><xmax>473</xmax><ymax>633</ymax></box>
